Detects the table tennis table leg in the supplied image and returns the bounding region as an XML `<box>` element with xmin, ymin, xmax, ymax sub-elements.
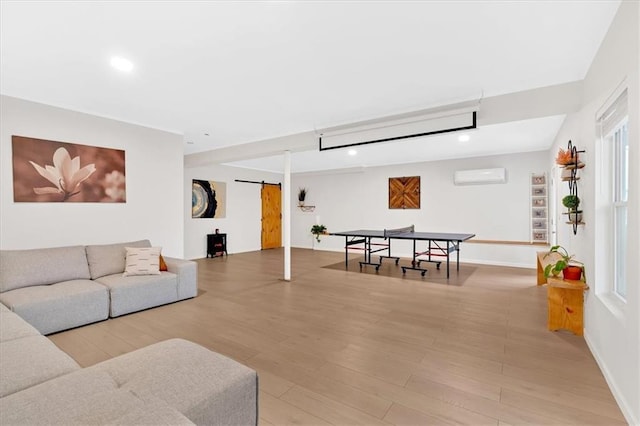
<box><xmin>401</xmin><ymin>239</ymin><xmax>428</xmax><ymax>276</ymax></box>
<box><xmin>447</xmin><ymin>241</ymin><xmax>450</xmax><ymax>279</ymax></box>
<box><xmin>344</xmin><ymin>236</ymin><xmax>349</xmax><ymax>268</ymax></box>
<box><xmin>366</xmin><ymin>237</ymin><xmax>370</xmax><ymax>263</ymax></box>
<box><xmin>358</xmin><ymin>237</ymin><xmax>382</xmax><ymax>272</ymax></box>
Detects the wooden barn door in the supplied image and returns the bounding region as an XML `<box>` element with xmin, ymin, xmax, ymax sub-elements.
<box><xmin>261</xmin><ymin>184</ymin><xmax>282</xmax><ymax>249</ymax></box>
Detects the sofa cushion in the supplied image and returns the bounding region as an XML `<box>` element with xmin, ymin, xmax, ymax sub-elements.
<box><xmin>0</xmin><ymin>312</ymin><xmax>41</xmax><ymax>342</ymax></box>
<box><xmin>95</xmin><ymin>272</ymin><xmax>178</xmax><ymax>317</ymax></box>
<box><xmin>123</xmin><ymin>246</ymin><xmax>162</xmax><ymax>276</ymax></box>
<box><xmin>0</xmin><ymin>335</ymin><xmax>80</xmax><ymax>397</ymax></box>
<box><xmin>98</xmin><ymin>395</ymin><xmax>196</xmax><ymax>425</ymax></box>
<box><xmin>0</xmin><ymin>246</ymin><xmax>90</xmax><ymax>292</ymax></box>
<box><xmin>90</xmin><ymin>338</ymin><xmax>258</xmax><ymax>425</ymax></box>
<box><xmin>0</xmin><ymin>302</ymin><xmax>10</xmax><ymax>312</ymax></box>
<box><xmin>85</xmin><ymin>239</ymin><xmax>151</xmax><ymax>279</ymax></box>
<box><xmin>0</xmin><ymin>364</ymin><xmax>195</xmax><ymax>426</ymax></box>
<box><xmin>0</xmin><ymin>369</ymin><xmax>116</xmax><ymax>425</ymax></box>
<box><xmin>0</xmin><ymin>280</ymin><xmax>110</xmax><ymax>335</ymax></box>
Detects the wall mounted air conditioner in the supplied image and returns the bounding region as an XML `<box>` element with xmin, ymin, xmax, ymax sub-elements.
<box><xmin>454</xmin><ymin>168</ymin><xmax>507</xmax><ymax>185</ymax></box>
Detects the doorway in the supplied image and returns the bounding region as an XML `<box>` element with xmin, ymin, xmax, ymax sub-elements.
<box><xmin>550</xmin><ymin>166</ymin><xmax>559</xmax><ymax>246</ymax></box>
<box><xmin>261</xmin><ymin>184</ymin><xmax>282</xmax><ymax>249</ymax></box>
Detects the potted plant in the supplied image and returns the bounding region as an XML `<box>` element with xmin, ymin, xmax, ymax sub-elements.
<box><xmin>298</xmin><ymin>188</ymin><xmax>307</xmax><ymax>206</ymax></box>
<box><xmin>555</xmin><ymin>148</ymin><xmax>576</xmax><ymax>166</ymax></box>
<box><xmin>310</xmin><ymin>224</ymin><xmax>327</xmax><ymax>243</ymax></box>
<box><xmin>543</xmin><ymin>245</ymin><xmax>584</xmax><ymax>281</ymax></box>
<box><xmin>562</xmin><ymin>194</ymin><xmax>582</xmax><ymax>223</ymax></box>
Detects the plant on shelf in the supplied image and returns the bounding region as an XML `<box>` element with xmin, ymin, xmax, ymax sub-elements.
<box><xmin>543</xmin><ymin>245</ymin><xmax>584</xmax><ymax>281</ymax></box>
<box><xmin>555</xmin><ymin>148</ymin><xmax>576</xmax><ymax>166</ymax></box>
<box><xmin>562</xmin><ymin>194</ymin><xmax>582</xmax><ymax>223</ymax></box>
<box><xmin>298</xmin><ymin>187</ymin><xmax>307</xmax><ymax>206</ymax></box>
<box><xmin>310</xmin><ymin>224</ymin><xmax>327</xmax><ymax>243</ymax></box>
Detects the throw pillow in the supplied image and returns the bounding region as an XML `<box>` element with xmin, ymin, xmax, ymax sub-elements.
<box><xmin>123</xmin><ymin>247</ymin><xmax>162</xmax><ymax>277</ymax></box>
<box><xmin>159</xmin><ymin>254</ymin><xmax>168</xmax><ymax>271</ymax></box>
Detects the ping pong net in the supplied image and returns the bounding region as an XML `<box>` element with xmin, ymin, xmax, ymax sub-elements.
<box><xmin>383</xmin><ymin>225</ymin><xmax>414</xmax><ymax>239</ymax></box>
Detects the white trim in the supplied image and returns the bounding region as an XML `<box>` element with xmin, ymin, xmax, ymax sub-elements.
<box><xmin>291</xmin><ymin>246</ymin><xmax>536</xmax><ymax>269</ymax></box>
<box><xmin>584</xmin><ymin>331</ymin><xmax>638</xmax><ymax>426</ymax></box>
<box><xmin>595</xmin><ymin>77</ymin><xmax>628</xmax><ymax>120</ymax></box>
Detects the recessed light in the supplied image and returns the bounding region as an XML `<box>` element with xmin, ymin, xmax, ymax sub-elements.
<box><xmin>110</xmin><ymin>56</ymin><xmax>133</xmax><ymax>72</ymax></box>
<box><xmin>348</xmin><ymin>149</ymin><xmax>357</xmax><ymax>156</ymax></box>
<box><xmin>458</xmin><ymin>134</ymin><xmax>470</xmax><ymax>142</ymax></box>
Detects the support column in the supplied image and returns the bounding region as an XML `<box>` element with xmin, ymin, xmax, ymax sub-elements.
<box><xmin>283</xmin><ymin>150</ymin><xmax>291</xmax><ymax>281</ymax></box>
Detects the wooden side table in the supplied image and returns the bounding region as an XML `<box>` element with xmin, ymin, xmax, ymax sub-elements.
<box><xmin>546</xmin><ymin>277</ymin><xmax>588</xmax><ymax>336</ymax></box>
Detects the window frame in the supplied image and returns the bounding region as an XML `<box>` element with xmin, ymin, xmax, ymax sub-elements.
<box><xmin>611</xmin><ymin>119</ymin><xmax>628</xmax><ymax>301</ymax></box>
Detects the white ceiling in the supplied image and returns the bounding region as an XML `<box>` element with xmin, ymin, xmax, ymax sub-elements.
<box><xmin>0</xmin><ymin>1</ymin><xmax>620</xmax><ymax>171</ymax></box>
<box><xmin>225</xmin><ymin>115</ymin><xmax>567</xmax><ymax>173</ymax></box>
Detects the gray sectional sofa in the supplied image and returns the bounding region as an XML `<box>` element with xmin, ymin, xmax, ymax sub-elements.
<box><xmin>0</xmin><ymin>241</ymin><xmax>259</xmax><ymax>425</ymax></box>
<box><xmin>0</xmin><ymin>240</ymin><xmax>197</xmax><ymax>334</ymax></box>
<box><xmin>0</xmin><ymin>303</ymin><xmax>258</xmax><ymax>425</ymax></box>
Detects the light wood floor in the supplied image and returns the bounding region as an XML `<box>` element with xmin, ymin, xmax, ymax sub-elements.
<box><xmin>49</xmin><ymin>248</ymin><xmax>626</xmax><ymax>425</ymax></box>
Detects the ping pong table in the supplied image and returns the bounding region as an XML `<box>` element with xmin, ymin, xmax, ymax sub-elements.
<box><xmin>331</xmin><ymin>226</ymin><xmax>475</xmax><ymax>278</ymax></box>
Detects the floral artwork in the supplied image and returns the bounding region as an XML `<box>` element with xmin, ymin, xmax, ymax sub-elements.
<box><xmin>12</xmin><ymin>136</ymin><xmax>126</xmax><ymax>202</ymax></box>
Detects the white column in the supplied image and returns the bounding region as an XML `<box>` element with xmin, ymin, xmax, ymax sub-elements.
<box><xmin>283</xmin><ymin>150</ymin><xmax>291</xmax><ymax>281</ymax></box>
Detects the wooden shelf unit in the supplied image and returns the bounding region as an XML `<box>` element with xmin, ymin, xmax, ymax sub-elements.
<box><xmin>530</xmin><ymin>173</ymin><xmax>548</xmax><ymax>243</ymax></box>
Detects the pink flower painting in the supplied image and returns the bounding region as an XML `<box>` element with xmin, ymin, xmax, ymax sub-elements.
<box><xmin>12</xmin><ymin>136</ymin><xmax>126</xmax><ymax>202</ymax></box>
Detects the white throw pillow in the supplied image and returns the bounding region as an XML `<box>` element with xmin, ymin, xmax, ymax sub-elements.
<box><xmin>123</xmin><ymin>247</ymin><xmax>162</xmax><ymax>277</ymax></box>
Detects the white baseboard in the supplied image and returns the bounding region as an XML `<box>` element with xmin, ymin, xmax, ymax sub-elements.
<box><xmin>584</xmin><ymin>330</ymin><xmax>639</xmax><ymax>426</ymax></box>
<box><xmin>293</xmin><ymin>246</ymin><xmax>535</xmax><ymax>269</ymax></box>
<box><xmin>460</xmin><ymin>258</ymin><xmax>534</xmax><ymax>269</ymax></box>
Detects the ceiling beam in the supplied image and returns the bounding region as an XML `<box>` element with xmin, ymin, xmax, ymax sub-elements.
<box><xmin>184</xmin><ymin>80</ymin><xmax>582</xmax><ymax>169</ymax></box>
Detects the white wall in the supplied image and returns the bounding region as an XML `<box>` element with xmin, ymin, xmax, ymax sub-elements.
<box><xmin>549</xmin><ymin>2</ymin><xmax>639</xmax><ymax>423</ymax></box>
<box><xmin>291</xmin><ymin>151</ymin><xmax>548</xmax><ymax>268</ymax></box>
<box><xmin>0</xmin><ymin>96</ymin><xmax>185</xmax><ymax>256</ymax></box>
<box><xmin>184</xmin><ymin>164</ymin><xmax>282</xmax><ymax>259</ymax></box>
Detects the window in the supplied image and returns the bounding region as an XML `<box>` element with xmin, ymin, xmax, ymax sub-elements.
<box><xmin>598</xmin><ymin>88</ymin><xmax>629</xmax><ymax>301</ymax></box>
<box><xmin>612</xmin><ymin>120</ymin><xmax>628</xmax><ymax>299</ymax></box>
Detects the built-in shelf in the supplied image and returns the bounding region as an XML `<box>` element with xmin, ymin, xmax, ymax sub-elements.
<box><xmin>530</xmin><ymin>173</ymin><xmax>548</xmax><ymax>243</ymax></box>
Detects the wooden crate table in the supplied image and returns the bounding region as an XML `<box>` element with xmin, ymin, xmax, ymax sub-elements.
<box><xmin>546</xmin><ymin>277</ymin><xmax>588</xmax><ymax>336</ymax></box>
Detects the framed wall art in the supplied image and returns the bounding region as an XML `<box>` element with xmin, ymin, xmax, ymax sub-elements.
<box><xmin>192</xmin><ymin>180</ymin><xmax>226</xmax><ymax>218</ymax></box>
<box><xmin>12</xmin><ymin>135</ymin><xmax>125</xmax><ymax>203</ymax></box>
<box><xmin>389</xmin><ymin>176</ymin><xmax>420</xmax><ymax>209</ymax></box>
